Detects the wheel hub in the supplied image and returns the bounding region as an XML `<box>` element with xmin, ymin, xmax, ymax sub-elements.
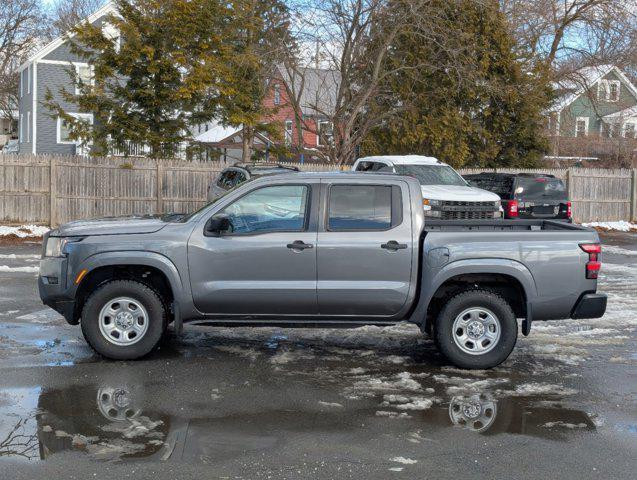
<box><xmin>466</xmin><ymin>321</ymin><xmax>485</xmax><ymax>339</ymax></box>
<box><xmin>462</xmin><ymin>402</ymin><xmax>482</xmax><ymax>419</ymax></box>
<box><xmin>115</xmin><ymin>312</ymin><xmax>134</xmax><ymax>329</ymax></box>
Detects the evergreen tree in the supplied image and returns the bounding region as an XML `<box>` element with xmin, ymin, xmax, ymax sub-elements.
<box><xmin>363</xmin><ymin>0</ymin><xmax>550</xmax><ymax>168</ymax></box>
<box><xmin>44</xmin><ymin>0</ymin><xmax>233</xmax><ymax>157</ymax></box>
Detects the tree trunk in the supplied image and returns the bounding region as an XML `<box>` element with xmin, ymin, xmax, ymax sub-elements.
<box><xmin>242</xmin><ymin>125</ymin><xmax>253</xmax><ymax>163</ymax></box>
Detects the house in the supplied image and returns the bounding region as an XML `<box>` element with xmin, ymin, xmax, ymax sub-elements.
<box><xmin>547</xmin><ymin>65</ymin><xmax>637</xmax><ymax>139</ymax></box>
<box><xmin>194</xmin><ymin>65</ymin><xmax>340</xmax><ymax>162</ymax></box>
<box><xmin>0</xmin><ymin>101</ymin><xmax>18</xmax><ymax>148</ymax></box>
<box><xmin>16</xmin><ymin>2</ymin><xmax>118</xmax><ymax>155</ymax></box>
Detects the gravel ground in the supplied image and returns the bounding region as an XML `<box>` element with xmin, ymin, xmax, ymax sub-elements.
<box><xmin>0</xmin><ymin>234</ymin><xmax>634</xmax><ymax>479</ymax></box>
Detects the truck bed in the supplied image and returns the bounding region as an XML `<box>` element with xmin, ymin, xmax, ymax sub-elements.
<box><xmin>423</xmin><ymin>219</ymin><xmax>588</xmax><ymax>232</ymax></box>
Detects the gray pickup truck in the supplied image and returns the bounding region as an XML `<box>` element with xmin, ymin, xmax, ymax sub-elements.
<box><xmin>38</xmin><ymin>172</ymin><xmax>607</xmax><ymax>369</ymax></box>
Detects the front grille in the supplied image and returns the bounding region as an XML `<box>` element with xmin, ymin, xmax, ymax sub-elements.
<box><xmin>439</xmin><ymin>200</ymin><xmax>497</xmax><ymax>220</ymax></box>
<box><xmin>440</xmin><ymin>210</ymin><xmax>494</xmax><ymax>220</ymax></box>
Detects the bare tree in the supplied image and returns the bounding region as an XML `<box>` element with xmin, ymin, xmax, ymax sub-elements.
<box><xmin>48</xmin><ymin>0</ymin><xmax>107</xmax><ymax>37</ymax></box>
<box><xmin>0</xmin><ymin>0</ymin><xmax>43</xmax><ymax>123</ymax></box>
<box><xmin>283</xmin><ymin>0</ymin><xmax>476</xmax><ymax>164</ymax></box>
<box><xmin>501</xmin><ymin>0</ymin><xmax>637</xmax><ymax>74</ymax></box>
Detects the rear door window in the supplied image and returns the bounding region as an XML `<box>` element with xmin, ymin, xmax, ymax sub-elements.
<box><xmin>514</xmin><ymin>177</ymin><xmax>567</xmax><ymax>201</ymax></box>
<box><xmin>217</xmin><ymin>171</ymin><xmax>237</xmax><ymax>189</ymax></box>
<box><xmin>327</xmin><ymin>185</ymin><xmax>400</xmax><ymax>231</ymax></box>
<box><xmin>356</xmin><ymin>161</ymin><xmax>388</xmax><ymax>172</ymax></box>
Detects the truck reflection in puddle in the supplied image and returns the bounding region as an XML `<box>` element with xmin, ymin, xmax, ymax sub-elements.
<box><xmin>3</xmin><ymin>384</ymin><xmax>593</xmax><ymax>462</ymax></box>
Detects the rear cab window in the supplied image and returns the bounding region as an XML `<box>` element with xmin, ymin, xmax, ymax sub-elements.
<box><xmin>327</xmin><ymin>184</ymin><xmax>402</xmax><ymax>231</ymax></box>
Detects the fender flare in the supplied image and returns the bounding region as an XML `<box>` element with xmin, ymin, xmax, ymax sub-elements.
<box><xmin>409</xmin><ymin>258</ymin><xmax>537</xmax><ymax>332</ymax></box>
<box><xmin>72</xmin><ymin>251</ymin><xmax>185</xmax><ymax>331</ymax></box>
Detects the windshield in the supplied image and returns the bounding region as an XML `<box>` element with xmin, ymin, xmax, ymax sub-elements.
<box><xmin>389</xmin><ymin>165</ymin><xmax>468</xmax><ymax>187</ymax></box>
<box><xmin>514</xmin><ymin>177</ymin><xmax>567</xmax><ymax>201</ymax></box>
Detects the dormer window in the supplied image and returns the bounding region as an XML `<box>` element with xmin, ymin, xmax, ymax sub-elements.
<box><xmin>75</xmin><ymin>64</ymin><xmax>94</xmax><ymax>95</ymax></box>
<box><xmin>597</xmin><ymin>79</ymin><xmax>620</xmax><ymax>102</ymax></box>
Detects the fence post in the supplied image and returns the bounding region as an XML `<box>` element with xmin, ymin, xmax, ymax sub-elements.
<box><xmin>50</xmin><ymin>157</ymin><xmax>57</xmax><ymax>227</ymax></box>
<box><xmin>156</xmin><ymin>160</ymin><xmax>162</xmax><ymax>214</ymax></box>
<box><xmin>631</xmin><ymin>168</ymin><xmax>637</xmax><ymax>222</ymax></box>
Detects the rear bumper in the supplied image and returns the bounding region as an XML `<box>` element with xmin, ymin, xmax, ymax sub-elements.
<box><xmin>570</xmin><ymin>293</ymin><xmax>607</xmax><ymax>319</ymax></box>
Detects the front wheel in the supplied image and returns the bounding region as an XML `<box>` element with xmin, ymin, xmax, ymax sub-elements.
<box><xmin>434</xmin><ymin>289</ymin><xmax>517</xmax><ymax>369</ymax></box>
<box><xmin>81</xmin><ymin>280</ymin><xmax>167</xmax><ymax>360</ymax></box>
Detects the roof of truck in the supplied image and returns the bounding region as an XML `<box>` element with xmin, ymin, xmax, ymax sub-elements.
<box><xmin>356</xmin><ymin>155</ymin><xmax>443</xmax><ymax>166</ymax></box>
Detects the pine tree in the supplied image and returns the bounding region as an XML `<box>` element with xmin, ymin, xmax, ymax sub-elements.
<box><xmin>363</xmin><ymin>0</ymin><xmax>550</xmax><ymax>168</ymax></box>
<box><xmin>43</xmin><ymin>0</ymin><xmax>233</xmax><ymax>158</ymax></box>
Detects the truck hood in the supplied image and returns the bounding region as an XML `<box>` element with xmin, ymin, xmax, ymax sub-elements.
<box><xmin>52</xmin><ymin>215</ymin><xmax>171</xmax><ymax>237</ymax></box>
<box><xmin>420</xmin><ymin>184</ymin><xmax>500</xmax><ymax>202</ymax></box>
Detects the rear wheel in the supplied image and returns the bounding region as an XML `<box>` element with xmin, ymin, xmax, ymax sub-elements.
<box><xmin>81</xmin><ymin>280</ymin><xmax>166</xmax><ymax>360</ymax></box>
<box><xmin>434</xmin><ymin>289</ymin><xmax>517</xmax><ymax>369</ymax></box>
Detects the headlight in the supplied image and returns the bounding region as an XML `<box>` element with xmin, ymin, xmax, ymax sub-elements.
<box><xmin>45</xmin><ymin>237</ymin><xmax>83</xmax><ymax>257</ymax></box>
<box><xmin>423</xmin><ymin>199</ymin><xmax>441</xmax><ymax>207</ymax></box>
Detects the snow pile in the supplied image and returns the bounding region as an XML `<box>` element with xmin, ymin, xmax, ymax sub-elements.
<box><xmin>0</xmin><ymin>265</ymin><xmax>39</xmax><ymax>273</ymax></box>
<box><xmin>582</xmin><ymin>221</ymin><xmax>637</xmax><ymax>232</ymax></box>
<box><xmin>0</xmin><ymin>225</ymin><xmax>49</xmax><ymax>238</ymax></box>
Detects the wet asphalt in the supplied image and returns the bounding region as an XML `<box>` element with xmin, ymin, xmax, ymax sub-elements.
<box><xmin>0</xmin><ymin>235</ymin><xmax>635</xmax><ymax>479</ymax></box>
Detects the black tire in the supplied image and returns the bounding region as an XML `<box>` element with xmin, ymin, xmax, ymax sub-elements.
<box><xmin>434</xmin><ymin>289</ymin><xmax>517</xmax><ymax>369</ymax></box>
<box><xmin>80</xmin><ymin>280</ymin><xmax>167</xmax><ymax>360</ymax></box>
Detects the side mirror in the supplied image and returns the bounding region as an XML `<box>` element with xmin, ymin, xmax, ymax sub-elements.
<box><xmin>205</xmin><ymin>214</ymin><xmax>232</xmax><ymax>237</ymax></box>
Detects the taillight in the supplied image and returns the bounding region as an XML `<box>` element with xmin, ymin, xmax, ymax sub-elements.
<box><xmin>507</xmin><ymin>200</ymin><xmax>519</xmax><ymax>218</ymax></box>
<box><xmin>580</xmin><ymin>243</ymin><xmax>601</xmax><ymax>279</ymax></box>
<box><xmin>566</xmin><ymin>201</ymin><xmax>572</xmax><ymax>219</ymax></box>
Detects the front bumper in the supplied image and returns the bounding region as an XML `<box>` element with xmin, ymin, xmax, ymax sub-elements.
<box><xmin>38</xmin><ymin>256</ymin><xmax>78</xmax><ymax>324</ymax></box>
<box><xmin>571</xmin><ymin>293</ymin><xmax>607</xmax><ymax>319</ymax></box>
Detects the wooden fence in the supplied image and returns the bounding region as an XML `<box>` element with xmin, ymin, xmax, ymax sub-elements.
<box><xmin>1</xmin><ymin>154</ymin><xmax>635</xmax><ymax>226</ymax></box>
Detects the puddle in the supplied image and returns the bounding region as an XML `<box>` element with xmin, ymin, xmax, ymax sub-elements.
<box><xmin>0</xmin><ymin>377</ymin><xmax>599</xmax><ymax>464</ymax></box>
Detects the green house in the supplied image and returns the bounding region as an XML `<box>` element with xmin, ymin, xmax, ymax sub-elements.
<box><xmin>548</xmin><ymin>65</ymin><xmax>637</xmax><ymax>139</ymax></box>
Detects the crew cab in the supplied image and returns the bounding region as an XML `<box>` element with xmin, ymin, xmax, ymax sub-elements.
<box><xmin>38</xmin><ymin>172</ymin><xmax>607</xmax><ymax>369</ymax></box>
<box><xmin>352</xmin><ymin>155</ymin><xmax>501</xmax><ymax>219</ymax></box>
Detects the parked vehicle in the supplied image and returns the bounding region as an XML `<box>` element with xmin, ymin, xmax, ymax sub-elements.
<box><xmin>39</xmin><ymin>172</ymin><xmax>606</xmax><ymax>369</ymax></box>
<box><xmin>1</xmin><ymin>139</ymin><xmax>19</xmax><ymax>154</ymax></box>
<box><xmin>464</xmin><ymin>173</ymin><xmax>571</xmax><ymax>221</ymax></box>
<box><xmin>352</xmin><ymin>155</ymin><xmax>501</xmax><ymax>219</ymax></box>
<box><xmin>207</xmin><ymin>162</ymin><xmax>299</xmax><ymax>202</ymax></box>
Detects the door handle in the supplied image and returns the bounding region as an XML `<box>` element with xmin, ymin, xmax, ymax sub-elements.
<box><xmin>287</xmin><ymin>240</ymin><xmax>314</xmax><ymax>251</ymax></box>
<box><xmin>381</xmin><ymin>240</ymin><xmax>408</xmax><ymax>251</ymax></box>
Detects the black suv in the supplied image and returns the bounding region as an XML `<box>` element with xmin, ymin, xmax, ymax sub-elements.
<box><xmin>464</xmin><ymin>173</ymin><xmax>571</xmax><ymax>221</ymax></box>
<box><xmin>207</xmin><ymin>163</ymin><xmax>300</xmax><ymax>202</ymax></box>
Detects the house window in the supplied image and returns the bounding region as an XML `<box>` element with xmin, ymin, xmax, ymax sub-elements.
<box><xmin>575</xmin><ymin>117</ymin><xmax>588</xmax><ymax>137</ymax></box>
<box><xmin>608</xmin><ymin>81</ymin><xmax>620</xmax><ymax>102</ymax></box>
<box><xmin>75</xmin><ymin>65</ymin><xmax>93</xmax><ymax>95</ymax></box>
<box><xmin>57</xmin><ymin>113</ymin><xmax>93</xmax><ymax>144</ymax></box>
<box><xmin>317</xmin><ymin>121</ymin><xmax>333</xmax><ymax>146</ymax></box>
<box><xmin>624</xmin><ymin>123</ymin><xmax>636</xmax><ymax>138</ymax></box>
<box><xmin>102</xmin><ymin>23</ymin><xmax>121</xmax><ymax>52</ymax></box>
<box><xmin>597</xmin><ymin>79</ymin><xmax>620</xmax><ymax>102</ymax></box>
<box><xmin>284</xmin><ymin>120</ymin><xmax>293</xmax><ymax>145</ymax></box>
<box><xmin>273</xmin><ymin>83</ymin><xmax>281</xmax><ymax>105</ymax></box>
<box><xmin>26</xmin><ymin>112</ymin><xmax>30</xmax><ymax>142</ymax></box>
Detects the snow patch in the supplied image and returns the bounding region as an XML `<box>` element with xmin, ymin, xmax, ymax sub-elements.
<box><xmin>391</xmin><ymin>456</ymin><xmax>418</xmax><ymax>464</ymax></box>
<box><xmin>0</xmin><ymin>253</ymin><xmax>39</xmax><ymax>259</ymax></box>
<box><xmin>602</xmin><ymin>245</ymin><xmax>637</xmax><ymax>256</ymax></box>
<box><xmin>0</xmin><ymin>265</ymin><xmax>39</xmax><ymax>273</ymax></box>
<box><xmin>375</xmin><ymin>410</ymin><xmax>411</xmax><ymax>419</ymax></box>
<box><xmin>318</xmin><ymin>401</ymin><xmax>343</xmax><ymax>408</ymax></box>
<box><xmin>504</xmin><ymin>382</ymin><xmax>578</xmax><ymax>397</ymax></box>
<box><xmin>542</xmin><ymin>421</ymin><xmax>588</xmax><ymax>429</ymax></box>
<box><xmin>348</xmin><ymin>372</ymin><xmax>422</xmax><ymax>397</ymax></box>
<box><xmin>0</xmin><ymin>225</ymin><xmax>49</xmax><ymax>237</ymax></box>
<box><xmin>582</xmin><ymin>221</ymin><xmax>637</xmax><ymax>232</ymax></box>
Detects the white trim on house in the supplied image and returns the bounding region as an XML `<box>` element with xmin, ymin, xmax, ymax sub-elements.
<box><xmin>32</xmin><ymin>62</ymin><xmax>37</xmax><ymax>153</ymax></box>
<box><xmin>57</xmin><ymin>113</ymin><xmax>94</xmax><ymax>144</ymax></box>
<box><xmin>26</xmin><ymin>112</ymin><xmax>30</xmax><ymax>142</ymax></box>
<box><xmin>26</xmin><ymin>65</ymin><xmax>31</xmax><ymax>94</ymax></box>
<box><xmin>575</xmin><ymin>117</ymin><xmax>589</xmax><ymax>137</ymax></box>
<box><xmin>19</xmin><ymin>73</ymin><xmax>23</xmax><ymax>98</ymax></box>
<box><xmin>18</xmin><ymin>2</ymin><xmax>118</xmax><ymax>72</ymax></box>
<box><xmin>37</xmin><ymin>59</ymin><xmax>90</xmax><ymax>67</ymax></box>
<box><xmin>18</xmin><ymin>114</ymin><xmax>23</xmax><ymax>143</ymax></box>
